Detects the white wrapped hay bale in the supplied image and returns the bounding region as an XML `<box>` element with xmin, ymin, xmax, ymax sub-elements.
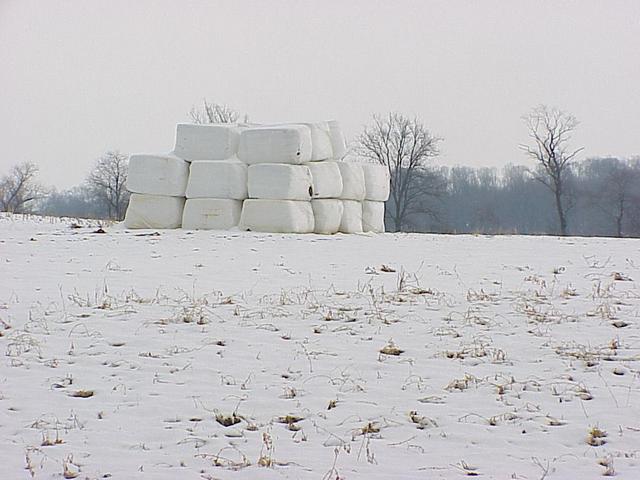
<box><xmin>328</xmin><ymin>120</ymin><xmax>347</xmax><ymax>159</ymax></box>
<box><xmin>337</xmin><ymin>162</ymin><xmax>365</xmax><ymax>200</ymax></box>
<box><xmin>362</xmin><ymin>200</ymin><xmax>385</xmax><ymax>233</ymax></box>
<box><xmin>309</xmin><ymin>161</ymin><xmax>343</xmax><ymax>199</ymax></box>
<box><xmin>182</xmin><ymin>199</ymin><xmax>242</xmax><ymax>230</ymax></box>
<box><xmin>248</xmin><ymin>164</ymin><xmax>313</xmax><ymax>201</ymax></box>
<box><xmin>339</xmin><ymin>200</ymin><xmax>363</xmax><ymax>233</ymax></box>
<box><xmin>124</xmin><ymin>194</ymin><xmax>185</xmax><ymax>229</ymax></box>
<box><xmin>186</xmin><ymin>160</ymin><xmax>248</xmax><ymax>199</ymax></box>
<box><xmin>238</xmin><ymin>125</ymin><xmax>312</xmax><ymax>164</ymax></box>
<box><xmin>300</xmin><ymin>122</ymin><xmax>333</xmax><ymax>161</ymax></box>
<box><xmin>126</xmin><ymin>154</ymin><xmax>189</xmax><ymax>197</ymax></box>
<box><xmin>362</xmin><ymin>163</ymin><xmax>390</xmax><ymax>201</ymax></box>
<box><xmin>173</xmin><ymin>123</ymin><xmax>240</xmax><ymax>161</ymax></box>
<box><xmin>312</xmin><ymin>199</ymin><xmax>343</xmax><ymax>234</ymax></box>
<box><xmin>240</xmin><ymin>199</ymin><xmax>314</xmax><ymax>233</ymax></box>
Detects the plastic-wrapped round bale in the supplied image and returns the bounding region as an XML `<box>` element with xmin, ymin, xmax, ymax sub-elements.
<box><xmin>238</xmin><ymin>125</ymin><xmax>312</xmax><ymax>164</ymax></box>
<box><xmin>361</xmin><ymin>163</ymin><xmax>390</xmax><ymax>201</ymax></box>
<box><xmin>124</xmin><ymin>194</ymin><xmax>185</xmax><ymax>229</ymax></box>
<box><xmin>309</xmin><ymin>161</ymin><xmax>343</xmax><ymax>199</ymax></box>
<box><xmin>173</xmin><ymin>123</ymin><xmax>240</xmax><ymax>161</ymax></box>
<box><xmin>336</xmin><ymin>162</ymin><xmax>365</xmax><ymax>201</ymax></box>
<box><xmin>186</xmin><ymin>160</ymin><xmax>248</xmax><ymax>199</ymax></box>
<box><xmin>126</xmin><ymin>154</ymin><xmax>189</xmax><ymax>197</ymax></box>
<box><xmin>339</xmin><ymin>200</ymin><xmax>363</xmax><ymax>233</ymax></box>
<box><xmin>362</xmin><ymin>200</ymin><xmax>385</xmax><ymax>233</ymax></box>
<box><xmin>182</xmin><ymin>199</ymin><xmax>242</xmax><ymax>230</ymax></box>
<box><xmin>248</xmin><ymin>164</ymin><xmax>313</xmax><ymax>201</ymax></box>
<box><xmin>299</xmin><ymin>122</ymin><xmax>333</xmax><ymax>161</ymax></box>
<box><xmin>327</xmin><ymin>120</ymin><xmax>347</xmax><ymax>159</ymax></box>
<box><xmin>240</xmin><ymin>199</ymin><xmax>314</xmax><ymax>233</ymax></box>
<box><xmin>311</xmin><ymin>199</ymin><xmax>343</xmax><ymax>234</ymax></box>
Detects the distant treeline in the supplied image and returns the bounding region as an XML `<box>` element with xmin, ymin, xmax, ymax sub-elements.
<box><xmin>2</xmin><ymin>151</ymin><xmax>130</xmax><ymax>222</ymax></box>
<box><xmin>29</xmin><ymin>156</ymin><xmax>639</xmax><ymax>238</ymax></box>
<box><xmin>3</xmin><ymin>102</ymin><xmax>638</xmax><ymax>238</ymax></box>
<box><xmin>401</xmin><ymin>157</ymin><xmax>640</xmax><ymax>237</ymax></box>
<box><xmin>37</xmin><ymin>185</ymin><xmax>116</xmax><ymax>220</ymax></box>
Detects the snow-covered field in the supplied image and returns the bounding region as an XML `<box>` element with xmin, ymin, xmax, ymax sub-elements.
<box><xmin>1</xmin><ymin>214</ymin><xmax>639</xmax><ymax>479</ymax></box>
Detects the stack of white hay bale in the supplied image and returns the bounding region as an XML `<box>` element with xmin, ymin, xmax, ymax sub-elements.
<box><xmin>361</xmin><ymin>163</ymin><xmax>390</xmax><ymax>233</ymax></box>
<box><xmin>180</xmin><ymin>124</ymin><xmax>247</xmax><ymax>230</ymax></box>
<box><xmin>239</xmin><ymin>124</ymin><xmax>317</xmax><ymax>234</ymax></box>
<box><xmin>123</xmin><ymin>121</ymin><xmax>389</xmax><ymax>234</ymax></box>
<box><xmin>124</xmin><ymin>152</ymin><xmax>189</xmax><ymax>229</ymax></box>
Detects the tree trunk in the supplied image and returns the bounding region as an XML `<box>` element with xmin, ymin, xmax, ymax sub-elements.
<box><xmin>615</xmin><ymin>198</ymin><xmax>624</xmax><ymax>237</ymax></box>
<box><xmin>394</xmin><ymin>201</ymin><xmax>402</xmax><ymax>232</ymax></box>
<box><xmin>554</xmin><ymin>188</ymin><xmax>567</xmax><ymax>236</ymax></box>
<box><xmin>615</xmin><ymin>215</ymin><xmax>623</xmax><ymax>238</ymax></box>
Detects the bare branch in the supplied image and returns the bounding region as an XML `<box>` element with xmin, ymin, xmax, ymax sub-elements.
<box><xmin>520</xmin><ymin>105</ymin><xmax>582</xmax><ymax>235</ymax></box>
<box><xmin>86</xmin><ymin>151</ymin><xmax>130</xmax><ymax>220</ymax></box>
<box><xmin>357</xmin><ymin>113</ymin><xmax>442</xmax><ymax>231</ymax></box>
<box><xmin>0</xmin><ymin>162</ymin><xmax>45</xmax><ymax>213</ymax></box>
<box><xmin>189</xmin><ymin>99</ymin><xmax>244</xmax><ymax>124</ymax></box>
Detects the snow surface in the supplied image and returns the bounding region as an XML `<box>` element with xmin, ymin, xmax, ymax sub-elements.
<box><xmin>1</xmin><ymin>213</ymin><xmax>640</xmax><ymax>479</ymax></box>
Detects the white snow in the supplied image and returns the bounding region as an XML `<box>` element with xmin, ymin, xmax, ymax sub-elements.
<box><xmin>2</xmin><ymin>213</ymin><xmax>639</xmax><ymax>479</ymax></box>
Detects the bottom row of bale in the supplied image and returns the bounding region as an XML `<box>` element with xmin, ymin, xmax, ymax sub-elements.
<box><xmin>124</xmin><ymin>196</ymin><xmax>385</xmax><ymax>234</ymax></box>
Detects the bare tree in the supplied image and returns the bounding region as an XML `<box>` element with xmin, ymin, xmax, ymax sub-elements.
<box><xmin>0</xmin><ymin>162</ymin><xmax>44</xmax><ymax>213</ymax></box>
<box><xmin>582</xmin><ymin>157</ymin><xmax>640</xmax><ymax>237</ymax></box>
<box><xmin>402</xmin><ymin>167</ymin><xmax>448</xmax><ymax>230</ymax></box>
<box><xmin>87</xmin><ymin>151</ymin><xmax>130</xmax><ymax>220</ymax></box>
<box><xmin>357</xmin><ymin>113</ymin><xmax>442</xmax><ymax>231</ymax></box>
<box><xmin>519</xmin><ymin>105</ymin><xmax>583</xmax><ymax>236</ymax></box>
<box><xmin>189</xmin><ymin>99</ymin><xmax>245</xmax><ymax>124</ymax></box>
<box><xmin>605</xmin><ymin>161</ymin><xmax>639</xmax><ymax>237</ymax></box>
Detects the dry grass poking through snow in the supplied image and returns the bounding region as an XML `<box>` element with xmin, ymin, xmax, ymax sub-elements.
<box><xmin>1</xmin><ymin>215</ymin><xmax>640</xmax><ymax>478</ymax></box>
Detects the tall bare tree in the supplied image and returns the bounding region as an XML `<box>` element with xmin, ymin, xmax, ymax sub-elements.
<box><xmin>0</xmin><ymin>162</ymin><xmax>44</xmax><ymax>213</ymax></box>
<box><xmin>189</xmin><ymin>99</ymin><xmax>245</xmax><ymax>124</ymax></box>
<box><xmin>520</xmin><ymin>105</ymin><xmax>583</xmax><ymax>236</ymax></box>
<box><xmin>358</xmin><ymin>113</ymin><xmax>441</xmax><ymax>231</ymax></box>
<box><xmin>87</xmin><ymin>151</ymin><xmax>130</xmax><ymax>220</ymax></box>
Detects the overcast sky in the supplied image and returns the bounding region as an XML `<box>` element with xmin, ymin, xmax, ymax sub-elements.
<box><xmin>1</xmin><ymin>0</ymin><xmax>639</xmax><ymax>188</ymax></box>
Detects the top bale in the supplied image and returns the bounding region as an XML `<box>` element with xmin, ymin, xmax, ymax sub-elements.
<box><xmin>238</xmin><ymin>125</ymin><xmax>312</xmax><ymax>164</ymax></box>
<box><xmin>173</xmin><ymin>123</ymin><xmax>241</xmax><ymax>161</ymax></box>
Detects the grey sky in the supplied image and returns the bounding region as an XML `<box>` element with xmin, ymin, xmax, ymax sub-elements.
<box><xmin>1</xmin><ymin>0</ymin><xmax>639</xmax><ymax>188</ymax></box>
